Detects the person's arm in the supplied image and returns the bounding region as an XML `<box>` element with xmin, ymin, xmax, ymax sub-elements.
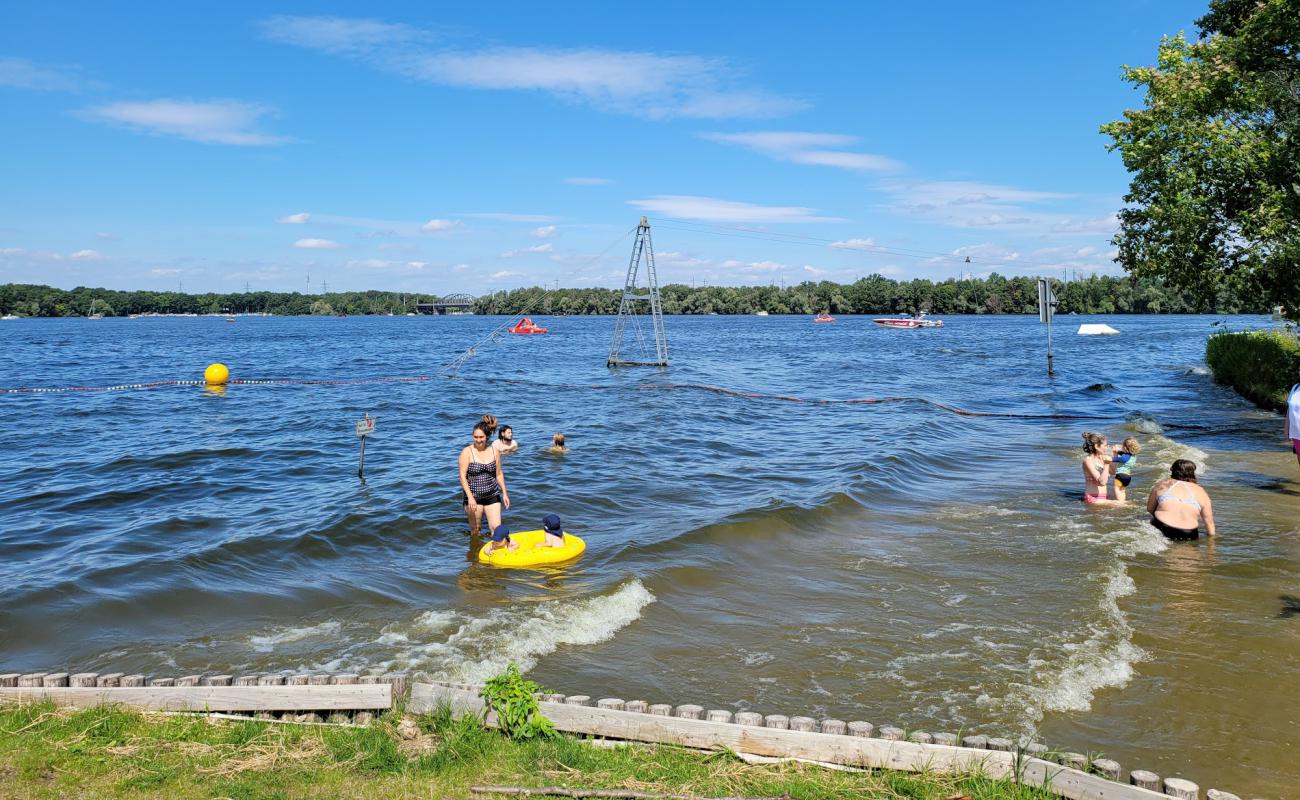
<box><xmin>495</xmin><ymin>451</ymin><xmax>510</xmax><ymax>509</ymax></box>
<box><xmin>1200</xmin><ymin>489</ymin><xmax>1216</xmax><ymax>537</ymax></box>
<box><xmin>458</xmin><ymin>449</ymin><xmax>476</xmax><ymax>510</ymax></box>
<box><xmin>1146</xmin><ymin>483</ymin><xmax>1161</xmax><ymax>514</ymax></box>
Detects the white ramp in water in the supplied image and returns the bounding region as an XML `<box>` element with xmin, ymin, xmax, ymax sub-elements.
<box><xmin>1077</xmin><ymin>324</ymin><xmax>1120</xmax><ymax>335</ymax></box>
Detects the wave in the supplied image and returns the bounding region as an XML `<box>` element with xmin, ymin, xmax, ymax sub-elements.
<box><xmin>266</xmin><ymin>579</ymin><xmax>656</xmax><ymax>681</ymax></box>
<box><xmin>1003</xmin><ymin>567</ymin><xmax>1146</xmax><ymax>720</ymax></box>
<box><xmin>249</xmin><ymin>620</ymin><xmax>342</xmax><ymax>653</ymax></box>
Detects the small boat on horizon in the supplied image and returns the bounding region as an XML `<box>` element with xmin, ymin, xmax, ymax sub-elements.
<box><xmin>88</xmin><ymin>299</ymin><xmax>104</xmax><ymax>320</ymax></box>
<box><xmin>813</xmin><ymin>312</ymin><xmax>836</xmax><ymax>323</ymax></box>
<box><xmin>873</xmin><ymin>312</ymin><xmax>943</xmax><ymax>329</ymax></box>
<box><xmin>755</xmin><ymin>310</ymin><xmax>769</xmax><ymax>316</ymax></box>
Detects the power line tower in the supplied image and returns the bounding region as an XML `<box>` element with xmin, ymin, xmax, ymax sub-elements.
<box><xmin>607</xmin><ymin>217</ymin><xmax>668</xmax><ymax>367</ymax></box>
<box><xmin>608</xmin><ymin>218</ymin><xmax>670</xmax><ymax>369</ymax></box>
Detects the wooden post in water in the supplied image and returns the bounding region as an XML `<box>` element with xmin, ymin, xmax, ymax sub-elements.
<box><xmin>70</xmin><ymin>673</ymin><xmax>98</xmax><ymax>687</ymax></box>
<box><xmin>1162</xmin><ymin>778</ymin><xmax>1199</xmax><ymax>799</ymax></box>
<box><xmin>1129</xmin><ymin>770</ymin><xmax>1161</xmax><ymax>790</ymax></box>
<box><xmin>356</xmin><ymin>414</ymin><xmax>375</xmax><ymax>478</ymax></box>
<box><xmin>0</xmin><ymin>674</ymin><xmax>19</xmax><ymax>688</ymax></box>
<box><xmin>847</xmin><ymin>721</ymin><xmax>874</xmax><ymax>738</ymax></box>
<box><xmin>1037</xmin><ymin>277</ymin><xmax>1056</xmax><ymax>377</ymax></box>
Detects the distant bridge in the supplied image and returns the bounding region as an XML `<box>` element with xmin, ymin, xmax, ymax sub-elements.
<box><xmin>415</xmin><ymin>293</ymin><xmax>476</xmax><ymax>315</ymax></box>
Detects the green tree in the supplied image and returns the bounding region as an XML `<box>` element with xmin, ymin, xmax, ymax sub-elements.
<box><xmin>1101</xmin><ymin>0</ymin><xmax>1300</xmax><ymax>320</ymax></box>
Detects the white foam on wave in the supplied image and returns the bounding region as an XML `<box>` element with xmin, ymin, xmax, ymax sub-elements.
<box><xmin>999</xmin><ymin>565</ymin><xmax>1148</xmax><ymax>723</ymax></box>
<box><xmin>362</xmin><ymin>579</ymin><xmax>655</xmax><ymax>681</ymax></box>
<box><xmin>249</xmin><ymin>620</ymin><xmax>342</xmax><ymax>653</ymax></box>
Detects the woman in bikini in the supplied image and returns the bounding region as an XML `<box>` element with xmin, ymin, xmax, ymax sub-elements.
<box><xmin>459</xmin><ymin>420</ymin><xmax>510</xmax><ymax>538</ymax></box>
<box><xmin>1081</xmin><ymin>432</ymin><xmax>1122</xmax><ymax>505</ymax></box>
<box><xmin>1146</xmin><ymin>459</ymin><xmax>1215</xmax><ymax>540</ymax></box>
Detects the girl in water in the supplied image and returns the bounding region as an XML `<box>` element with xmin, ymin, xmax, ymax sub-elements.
<box><xmin>459</xmin><ymin>420</ymin><xmax>511</xmax><ymax>538</ymax></box>
<box><xmin>1081</xmin><ymin>432</ymin><xmax>1121</xmax><ymax>505</ymax></box>
<box><xmin>1146</xmin><ymin>459</ymin><xmax>1215</xmax><ymax>539</ymax></box>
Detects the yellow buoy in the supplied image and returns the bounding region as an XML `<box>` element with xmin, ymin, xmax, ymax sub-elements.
<box><xmin>204</xmin><ymin>362</ymin><xmax>230</xmax><ymax>385</ymax></box>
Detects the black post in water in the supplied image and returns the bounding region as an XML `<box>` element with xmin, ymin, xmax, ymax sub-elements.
<box><xmin>1037</xmin><ymin>278</ymin><xmax>1056</xmax><ymax>377</ymax></box>
<box><xmin>356</xmin><ymin>414</ymin><xmax>375</xmax><ymax>478</ymax></box>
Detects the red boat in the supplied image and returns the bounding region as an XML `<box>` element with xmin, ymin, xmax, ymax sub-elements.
<box><xmin>510</xmin><ymin>317</ymin><xmax>548</xmax><ymax>335</ymax></box>
<box><xmin>813</xmin><ymin>313</ymin><xmax>836</xmax><ymax>323</ymax></box>
<box><xmin>872</xmin><ymin>312</ymin><xmax>943</xmax><ymax>329</ymax></box>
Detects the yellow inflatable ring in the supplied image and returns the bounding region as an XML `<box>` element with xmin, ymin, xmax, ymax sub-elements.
<box><xmin>477</xmin><ymin>530</ymin><xmax>586</xmax><ymax>567</ymax></box>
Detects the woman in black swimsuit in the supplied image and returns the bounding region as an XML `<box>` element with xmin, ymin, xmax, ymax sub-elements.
<box><xmin>459</xmin><ymin>420</ymin><xmax>510</xmax><ymax>537</ymax></box>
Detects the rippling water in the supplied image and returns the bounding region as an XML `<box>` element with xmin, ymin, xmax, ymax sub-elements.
<box><xmin>2</xmin><ymin>314</ymin><xmax>1297</xmax><ymax>797</ymax></box>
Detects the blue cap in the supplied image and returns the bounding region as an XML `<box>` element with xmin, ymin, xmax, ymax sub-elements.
<box><xmin>491</xmin><ymin>524</ymin><xmax>511</xmax><ymax>542</ymax></box>
<box><xmin>542</xmin><ymin>514</ymin><xmax>562</xmax><ymax>534</ymax></box>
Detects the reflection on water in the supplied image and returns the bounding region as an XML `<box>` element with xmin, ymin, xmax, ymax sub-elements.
<box><xmin>0</xmin><ymin>313</ymin><xmax>1297</xmax><ymax>797</ymax></box>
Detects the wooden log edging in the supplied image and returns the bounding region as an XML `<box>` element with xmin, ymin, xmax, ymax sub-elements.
<box><xmin>0</xmin><ymin>669</ymin><xmax>409</xmax><ymax>720</ymax></box>
<box><xmin>414</xmin><ymin>682</ymin><xmax>1233</xmax><ymax>800</ymax></box>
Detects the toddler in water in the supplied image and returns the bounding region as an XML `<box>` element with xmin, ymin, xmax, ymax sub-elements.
<box><xmin>548</xmin><ymin>432</ymin><xmax>568</xmax><ymax>454</ymax></box>
<box><xmin>541</xmin><ymin>513</ymin><xmax>565</xmax><ymax>548</ymax></box>
<box><xmin>1110</xmin><ymin>437</ymin><xmax>1142</xmax><ymax>501</ymax></box>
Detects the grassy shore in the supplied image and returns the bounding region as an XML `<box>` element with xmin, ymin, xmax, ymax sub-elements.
<box><xmin>1205</xmin><ymin>328</ymin><xmax>1300</xmax><ymax>409</ymax></box>
<box><xmin>0</xmin><ymin>702</ymin><xmax>1053</xmax><ymax>800</ymax></box>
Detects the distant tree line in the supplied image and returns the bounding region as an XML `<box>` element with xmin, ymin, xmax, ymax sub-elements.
<box><xmin>0</xmin><ymin>285</ymin><xmax>430</xmax><ymax>317</ymax></box>
<box><xmin>0</xmin><ymin>274</ymin><xmax>1272</xmax><ymax>318</ymax></box>
<box><xmin>474</xmin><ymin>273</ymin><xmax>1270</xmax><ymax>316</ymax></box>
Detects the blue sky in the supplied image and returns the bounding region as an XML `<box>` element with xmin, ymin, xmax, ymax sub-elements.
<box><xmin>1</xmin><ymin>2</ymin><xmax>1207</xmax><ymax>294</ymax></box>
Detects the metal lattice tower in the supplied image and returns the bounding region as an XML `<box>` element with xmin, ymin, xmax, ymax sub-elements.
<box><xmin>608</xmin><ymin>216</ymin><xmax>668</xmax><ymax>367</ymax></box>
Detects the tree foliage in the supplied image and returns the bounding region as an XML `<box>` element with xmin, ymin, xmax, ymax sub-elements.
<box><xmin>473</xmin><ymin>273</ymin><xmax>1265</xmax><ymax>316</ymax></box>
<box><xmin>1101</xmin><ymin>0</ymin><xmax>1300</xmax><ymax>320</ymax></box>
<box><xmin>0</xmin><ymin>273</ymin><xmax>1268</xmax><ymax>318</ymax></box>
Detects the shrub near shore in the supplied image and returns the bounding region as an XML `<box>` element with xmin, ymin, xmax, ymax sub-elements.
<box><xmin>1205</xmin><ymin>329</ymin><xmax>1300</xmax><ymax>410</ymax></box>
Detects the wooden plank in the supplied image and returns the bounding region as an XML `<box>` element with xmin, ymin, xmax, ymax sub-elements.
<box><xmin>0</xmin><ymin>684</ymin><xmax>390</xmax><ymax>712</ymax></box>
<box><xmin>410</xmin><ymin>683</ymin><xmax>1168</xmax><ymax>800</ymax></box>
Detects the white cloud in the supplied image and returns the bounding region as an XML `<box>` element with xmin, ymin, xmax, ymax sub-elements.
<box><xmin>499</xmin><ymin>242</ymin><xmax>553</xmax><ymax>257</ymax></box>
<box><xmin>259</xmin><ymin>15</ymin><xmax>424</xmax><ymax>55</ymax></box>
<box><xmin>461</xmin><ymin>212</ymin><xmax>557</xmax><ymax>222</ymax></box>
<box><xmin>964</xmin><ymin>214</ymin><xmax>1033</xmax><ymax>227</ymax></box>
<box><xmin>420</xmin><ymin>218</ymin><xmax>464</xmax><ymax>233</ymax></box>
<box><xmin>261</xmin><ymin>15</ymin><xmax>802</xmax><ymax>120</ymax></box>
<box><xmin>452</xmin><ymin>263</ymin><xmax>471</xmax><ymax>271</ymax></box>
<box><xmin>82</xmin><ymin>99</ymin><xmax>291</xmax><ymax>145</ymax></box>
<box><xmin>628</xmin><ymin>195</ymin><xmax>841</xmax><ymax>223</ymax></box>
<box><xmin>294</xmin><ymin>238</ymin><xmax>342</xmax><ymax>249</ymax></box>
<box><xmin>803</xmin><ymin>265</ymin><xmax>824</xmax><ymax>275</ymax></box>
<box><xmin>564</xmin><ymin>176</ymin><xmax>611</xmax><ymax>186</ymax></box>
<box><xmin>151</xmin><ymin>268</ymin><xmax>182</xmax><ymax>276</ymax></box>
<box><xmin>348</xmin><ymin>258</ymin><xmax>393</xmax><ymax>268</ymax></box>
<box><xmin>531</xmin><ymin>225</ymin><xmax>557</xmax><ymax>238</ymax></box>
<box><xmin>720</xmin><ymin>259</ymin><xmax>786</xmax><ymax>273</ymax></box>
<box><xmin>1050</xmin><ymin>215</ymin><xmax>1119</xmax><ymax>234</ymax></box>
<box><xmin>830</xmin><ymin>238</ymin><xmax>875</xmax><ymax>250</ymax></box>
<box><xmin>656</xmin><ymin>251</ymin><xmax>711</xmax><ymax>268</ymax></box>
<box><xmin>0</xmin><ymin>248</ymin><xmax>26</xmax><ymax>256</ymax></box>
<box><xmin>0</xmin><ymin>57</ymin><xmax>82</xmax><ymax>91</ymax></box>
<box><xmin>490</xmin><ymin>270</ymin><xmax>522</xmax><ymax>279</ymax></box>
<box><xmin>702</xmin><ymin>131</ymin><xmax>900</xmax><ymax>172</ymax></box>
<box><xmin>95</xmin><ymin>232</ymin><xmax>119</xmax><ymax>240</ymax></box>
<box><xmin>952</xmin><ymin>243</ymin><xmax>1021</xmax><ymax>262</ymax></box>
<box><xmin>70</xmin><ymin>249</ymin><xmax>103</xmax><ymax>260</ymax></box>
<box><xmin>278</xmin><ymin>212</ymin><xmax>311</xmax><ymax>224</ymax></box>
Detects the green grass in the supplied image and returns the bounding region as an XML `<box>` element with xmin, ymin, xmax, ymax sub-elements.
<box><xmin>0</xmin><ymin>701</ymin><xmax>1058</xmax><ymax>800</ymax></box>
<box><xmin>1205</xmin><ymin>328</ymin><xmax>1300</xmax><ymax>410</ymax></box>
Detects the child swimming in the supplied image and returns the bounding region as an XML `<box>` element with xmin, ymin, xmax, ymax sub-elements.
<box><xmin>1110</xmin><ymin>436</ymin><xmax>1141</xmax><ymax>502</ymax></box>
<box><xmin>541</xmin><ymin>514</ymin><xmax>565</xmax><ymax>548</ymax></box>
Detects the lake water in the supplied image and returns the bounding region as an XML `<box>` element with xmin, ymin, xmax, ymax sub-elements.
<box><xmin>1</xmin><ymin>313</ymin><xmax>1296</xmax><ymax>797</ymax></box>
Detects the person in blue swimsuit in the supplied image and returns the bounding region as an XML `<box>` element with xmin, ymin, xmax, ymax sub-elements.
<box><xmin>1146</xmin><ymin>459</ymin><xmax>1216</xmax><ymax>540</ymax></box>
<box><xmin>1109</xmin><ymin>437</ymin><xmax>1141</xmax><ymax>502</ymax></box>
<box><xmin>459</xmin><ymin>420</ymin><xmax>510</xmax><ymax>538</ymax></box>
